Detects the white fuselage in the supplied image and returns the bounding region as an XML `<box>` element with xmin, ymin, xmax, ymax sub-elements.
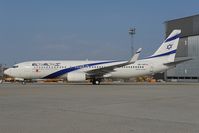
<box><xmin>3</xmin><ymin>29</ymin><xmax>183</xmax><ymax>84</ymax></box>
<box><xmin>4</xmin><ymin>57</ymin><xmax>172</xmax><ymax>80</ymax></box>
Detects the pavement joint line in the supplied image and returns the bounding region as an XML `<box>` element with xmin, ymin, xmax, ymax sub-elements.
<box><xmin>56</xmin><ymin>108</ymin><xmax>199</xmax><ymax>126</ymax></box>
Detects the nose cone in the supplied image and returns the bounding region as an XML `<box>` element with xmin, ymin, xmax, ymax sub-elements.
<box><xmin>4</xmin><ymin>69</ymin><xmax>12</xmax><ymax>77</ymax></box>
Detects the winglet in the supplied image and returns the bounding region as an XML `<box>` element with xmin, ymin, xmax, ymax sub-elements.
<box><xmin>128</xmin><ymin>48</ymin><xmax>142</xmax><ymax>63</ymax></box>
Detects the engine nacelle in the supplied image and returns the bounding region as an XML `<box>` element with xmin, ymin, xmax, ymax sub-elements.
<box><xmin>67</xmin><ymin>72</ymin><xmax>86</xmax><ymax>81</ymax></box>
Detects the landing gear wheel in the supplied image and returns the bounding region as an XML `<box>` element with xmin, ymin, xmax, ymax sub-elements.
<box><xmin>92</xmin><ymin>80</ymin><xmax>101</xmax><ymax>85</ymax></box>
<box><xmin>22</xmin><ymin>81</ymin><xmax>26</xmax><ymax>85</ymax></box>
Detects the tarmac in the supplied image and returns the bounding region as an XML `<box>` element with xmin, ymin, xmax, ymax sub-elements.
<box><xmin>0</xmin><ymin>82</ymin><xmax>199</xmax><ymax>133</ymax></box>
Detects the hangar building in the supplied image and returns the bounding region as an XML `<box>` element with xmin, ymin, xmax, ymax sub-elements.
<box><xmin>165</xmin><ymin>14</ymin><xmax>199</xmax><ymax>81</ymax></box>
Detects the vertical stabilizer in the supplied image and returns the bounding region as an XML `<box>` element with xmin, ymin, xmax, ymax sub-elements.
<box><xmin>148</xmin><ymin>30</ymin><xmax>181</xmax><ymax>63</ymax></box>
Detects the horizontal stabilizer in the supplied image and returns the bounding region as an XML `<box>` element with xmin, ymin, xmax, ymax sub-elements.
<box><xmin>164</xmin><ymin>57</ymin><xmax>192</xmax><ymax>66</ymax></box>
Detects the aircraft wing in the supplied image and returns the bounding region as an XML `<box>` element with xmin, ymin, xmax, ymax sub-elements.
<box><xmin>86</xmin><ymin>48</ymin><xmax>142</xmax><ymax>77</ymax></box>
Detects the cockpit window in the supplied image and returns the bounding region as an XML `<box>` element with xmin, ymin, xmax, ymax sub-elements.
<box><xmin>13</xmin><ymin>65</ymin><xmax>19</xmax><ymax>68</ymax></box>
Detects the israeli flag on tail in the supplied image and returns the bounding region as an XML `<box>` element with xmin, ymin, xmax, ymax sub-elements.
<box><xmin>148</xmin><ymin>29</ymin><xmax>181</xmax><ymax>63</ymax></box>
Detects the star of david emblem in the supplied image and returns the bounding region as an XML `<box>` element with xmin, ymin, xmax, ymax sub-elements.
<box><xmin>167</xmin><ymin>44</ymin><xmax>173</xmax><ymax>50</ymax></box>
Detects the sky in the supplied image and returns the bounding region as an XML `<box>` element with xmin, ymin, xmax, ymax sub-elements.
<box><xmin>0</xmin><ymin>0</ymin><xmax>199</xmax><ymax>66</ymax></box>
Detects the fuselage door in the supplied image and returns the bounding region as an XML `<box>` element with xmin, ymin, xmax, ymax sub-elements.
<box><xmin>150</xmin><ymin>63</ymin><xmax>154</xmax><ymax>75</ymax></box>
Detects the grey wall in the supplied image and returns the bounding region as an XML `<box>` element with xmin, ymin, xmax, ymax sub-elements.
<box><xmin>167</xmin><ymin>35</ymin><xmax>199</xmax><ymax>78</ymax></box>
<box><xmin>165</xmin><ymin>15</ymin><xmax>199</xmax><ymax>79</ymax></box>
<box><xmin>175</xmin><ymin>37</ymin><xmax>188</xmax><ymax>58</ymax></box>
<box><xmin>165</xmin><ymin>15</ymin><xmax>199</xmax><ymax>38</ymax></box>
<box><xmin>188</xmin><ymin>35</ymin><xmax>199</xmax><ymax>57</ymax></box>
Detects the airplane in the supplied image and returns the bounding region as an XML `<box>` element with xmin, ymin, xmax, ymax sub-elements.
<box><xmin>3</xmin><ymin>29</ymin><xmax>191</xmax><ymax>85</ymax></box>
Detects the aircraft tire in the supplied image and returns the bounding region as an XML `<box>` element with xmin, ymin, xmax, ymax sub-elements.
<box><xmin>22</xmin><ymin>81</ymin><xmax>26</xmax><ymax>85</ymax></box>
<box><xmin>92</xmin><ymin>80</ymin><xmax>100</xmax><ymax>85</ymax></box>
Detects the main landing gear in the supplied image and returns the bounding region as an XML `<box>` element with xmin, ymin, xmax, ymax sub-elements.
<box><xmin>21</xmin><ymin>81</ymin><xmax>26</xmax><ymax>85</ymax></box>
<box><xmin>91</xmin><ymin>79</ymin><xmax>101</xmax><ymax>85</ymax></box>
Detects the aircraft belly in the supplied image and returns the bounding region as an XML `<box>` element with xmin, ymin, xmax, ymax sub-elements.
<box><xmin>110</xmin><ymin>68</ymin><xmax>151</xmax><ymax>78</ymax></box>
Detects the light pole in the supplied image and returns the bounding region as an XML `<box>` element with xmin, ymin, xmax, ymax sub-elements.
<box><xmin>128</xmin><ymin>27</ymin><xmax>136</xmax><ymax>56</ymax></box>
<box><xmin>0</xmin><ymin>64</ymin><xmax>2</xmax><ymax>79</ymax></box>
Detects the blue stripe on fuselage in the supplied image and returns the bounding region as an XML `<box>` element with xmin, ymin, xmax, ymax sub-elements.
<box><xmin>43</xmin><ymin>60</ymin><xmax>120</xmax><ymax>79</ymax></box>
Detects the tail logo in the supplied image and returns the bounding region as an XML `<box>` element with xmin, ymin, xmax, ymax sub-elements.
<box><xmin>167</xmin><ymin>44</ymin><xmax>173</xmax><ymax>50</ymax></box>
